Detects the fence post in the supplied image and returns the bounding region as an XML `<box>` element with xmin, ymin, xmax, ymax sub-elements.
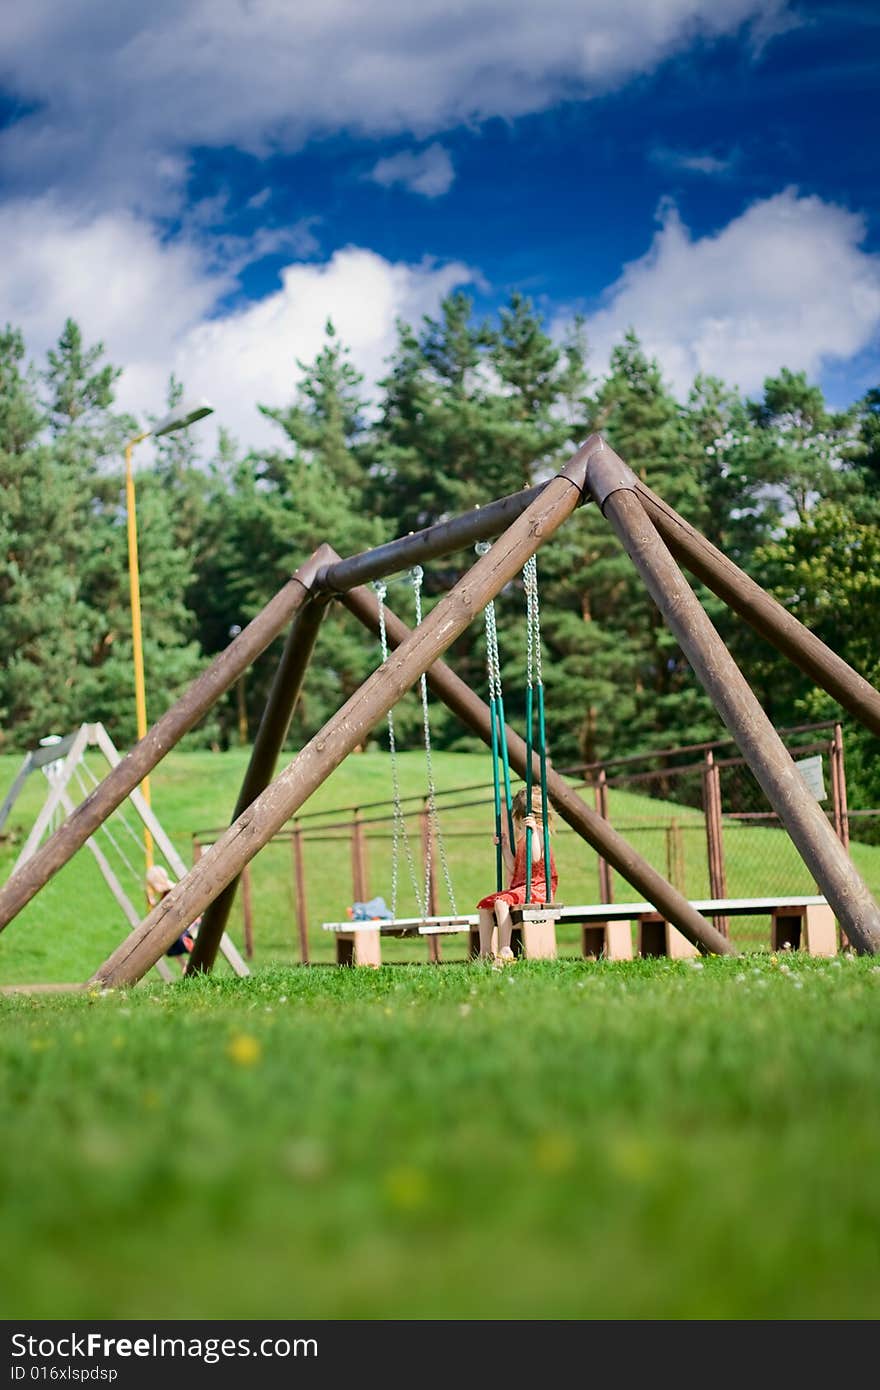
<box><xmin>830</xmin><ymin>724</ymin><xmax>850</xmax><ymax>951</ymax></box>
<box><xmin>830</xmin><ymin>723</ymin><xmax>850</xmax><ymax>851</ymax></box>
<box><xmin>192</xmin><ymin>837</ymin><xmax>202</xmax><ymax>865</ymax></box>
<box><xmin>595</xmin><ymin>767</ymin><xmax>614</xmax><ymax>904</ymax></box>
<box><xmin>703</xmin><ymin>751</ymin><xmax>729</xmax><ymax>936</ymax></box>
<box><xmin>421</xmin><ymin>799</ymin><xmax>441</xmax><ymax>963</ymax></box>
<box><xmin>351</xmin><ymin>809</ymin><xmax>368</xmax><ymax>904</ymax></box>
<box><xmin>666</xmin><ymin>819</ymin><xmax>686</xmax><ymax>894</ymax></box>
<box><xmin>241</xmin><ymin>863</ymin><xmax>254</xmax><ymax>959</ymax></box>
<box><xmin>291</xmin><ymin>823</ymin><xmax>310</xmax><ymax>964</ymax></box>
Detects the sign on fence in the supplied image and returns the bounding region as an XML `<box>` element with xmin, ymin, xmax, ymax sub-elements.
<box><xmin>795</xmin><ymin>754</ymin><xmax>826</xmax><ymax>801</ymax></box>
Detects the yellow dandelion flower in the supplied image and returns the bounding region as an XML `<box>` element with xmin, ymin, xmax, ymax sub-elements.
<box><xmin>534</xmin><ymin>1132</ymin><xmax>576</xmax><ymax>1175</ymax></box>
<box><xmin>228</xmin><ymin>1033</ymin><xmax>262</xmax><ymax>1066</ymax></box>
<box><xmin>384</xmin><ymin>1166</ymin><xmax>429</xmax><ymax>1210</ymax></box>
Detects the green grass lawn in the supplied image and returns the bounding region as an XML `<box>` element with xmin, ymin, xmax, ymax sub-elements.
<box><xmin>3</xmin><ymin>747</ymin><xmax>879</xmax><ymax>985</ymax></box>
<box><xmin>2</xmin><ymin>752</ymin><xmax>880</xmax><ymax>1319</ymax></box>
<box><xmin>1</xmin><ymin>956</ymin><xmax>879</xmax><ymax>1319</ymax></box>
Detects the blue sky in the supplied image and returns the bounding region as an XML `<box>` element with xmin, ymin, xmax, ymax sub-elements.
<box><xmin>0</xmin><ymin>1</ymin><xmax>877</xmax><ymax>450</ymax></box>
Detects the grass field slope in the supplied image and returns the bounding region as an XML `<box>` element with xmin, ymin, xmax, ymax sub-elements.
<box><xmin>3</xmin><ymin>749</ymin><xmax>880</xmax><ymax>983</ymax></box>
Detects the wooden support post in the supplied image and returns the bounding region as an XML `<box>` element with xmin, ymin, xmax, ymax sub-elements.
<box><xmin>0</xmin><ymin>557</ymin><xmax>324</xmax><ymax>936</ymax></box>
<box><xmin>241</xmin><ymin>863</ymin><xmax>254</xmax><ymax>959</ymax></box>
<box><xmin>341</xmin><ymin>587</ymin><xmax>732</xmax><ymax>957</ymax></box>
<box><xmin>595</xmin><ymin>767</ymin><xmax>614</xmax><ymax>904</ymax></box>
<box><xmin>89</xmin><ymin>445</ymin><xmax>594</xmax><ymax>987</ymax></box>
<box><xmin>703</xmin><ymin>751</ymin><xmax>728</xmax><ymax>937</ymax></box>
<box><xmin>635</xmin><ymin>480</ymin><xmax>880</xmax><ymax>739</ymax></box>
<box><xmin>55</xmin><ymin>787</ymin><xmax>175</xmax><ymax>984</ymax></box>
<box><xmin>421</xmin><ymin>802</ymin><xmax>442</xmax><ymax>963</ymax></box>
<box><xmin>315</xmin><ymin>482</ymin><xmax>548</xmax><ymax>593</ymax></box>
<box><xmin>91</xmin><ymin>725</ymin><xmax>248</xmax><ymax>979</ymax></box>
<box><xmin>192</xmin><ymin>837</ymin><xmax>203</xmax><ymax>865</ymax></box>
<box><xmin>590</xmin><ymin>450</ymin><xmax>880</xmax><ymax>955</ymax></box>
<box><xmin>187</xmin><ymin>562</ymin><xmax>334</xmax><ymax>973</ymax></box>
<box><xmin>292</xmin><ymin>824</ymin><xmax>310</xmax><ymax>964</ymax></box>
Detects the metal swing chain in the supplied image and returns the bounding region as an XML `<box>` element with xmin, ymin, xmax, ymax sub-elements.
<box><xmin>523</xmin><ymin>555</ymin><xmax>542</xmax><ymax>687</ymax></box>
<box><xmin>74</xmin><ymin>764</ymin><xmax>141</xmax><ymax>884</ymax></box>
<box><xmin>410</xmin><ymin>567</ymin><xmax>458</xmax><ymax>917</ymax></box>
<box><xmin>523</xmin><ymin>554</ymin><xmax>552</xmax><ymax>898</ymax></box>
<box><xmin>80</xmin><ymin>757</ymin><xmax>149</xmax><ymax>859</ymax></box>
<box><xmin>484</xmin><ymin>595</ymin><xmax>501</xmax><ymax>705</ymax></box>
<box><xmin>374</xmin><ymin>579</ymin><xmax>425</xmax><ymax>918</ymax></box>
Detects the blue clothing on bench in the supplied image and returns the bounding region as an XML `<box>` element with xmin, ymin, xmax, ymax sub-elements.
<box><xmin>350</xmin><ymin>897</ymin><xmax>393</xmax><ymax>921</ymax></box>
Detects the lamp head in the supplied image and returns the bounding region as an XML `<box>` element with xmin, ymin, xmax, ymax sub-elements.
<box><xmin>152</xmin><ymin>397</ymin><xmax>214</xmax><ymax>437</ymax></box>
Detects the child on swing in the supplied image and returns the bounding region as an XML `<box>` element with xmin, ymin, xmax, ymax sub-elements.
<box><xmin>477</xmin><ymin>787</ymin><xmax>557</xmax><ymax>963</ymax></box>
<box><xmin>145</xmin><ymin>865</ymin><xmax>197</xmax><ymax>973</ymax></box>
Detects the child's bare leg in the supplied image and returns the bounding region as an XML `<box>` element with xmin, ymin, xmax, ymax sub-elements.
<box><xmin>478</xmin><ymin>908</ymin><xmax>496</xmax><ymax>958</ymax></box>
<box><xmin>495</xmin><ymin>900</ymin><xmax>514</xmax><ymax>957</ymax></box>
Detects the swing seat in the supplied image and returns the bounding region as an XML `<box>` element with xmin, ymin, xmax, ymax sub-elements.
<box><xmin>322</xmin><ymin>915</ymin><xmax>476</xmax><ymax>966</ymax></box>
<box><xmin>509</xmin><ymin>903</ymin><xmax>562</xmax><ymax>960</ymax></box>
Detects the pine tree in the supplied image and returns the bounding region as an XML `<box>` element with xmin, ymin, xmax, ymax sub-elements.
<box><xmin>0</xmin><ymin>327</ymin><xmax>88</xmax><ymax>744</ymax></box>
<box><xmin>199</xmin><ymin>325</ymin><xmax>386</xmax><ymax>746</ymax></box>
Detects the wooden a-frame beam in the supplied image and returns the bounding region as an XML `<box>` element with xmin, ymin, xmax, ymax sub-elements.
<box><xmin>588</xmin><ymin>444</ymin><xmax>880</xmax><ymax>954</ymax></box>
<box><xmin>87</xmin><ymin>441</ymin><xmax>595</xmax><ymax>987</ymax></box>
<box><xmin>339</xmin><ymin>580</ymin><xmax>732</xmax><ymax>956</ymax></box>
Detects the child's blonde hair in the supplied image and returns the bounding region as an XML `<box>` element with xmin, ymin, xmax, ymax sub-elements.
<box><xmin>511</xmin><ymin>787</ymin><xmax>555</xmax><ymax>833</ymax></box>
<box><xmin>145</xmin><ymin>864</ymin><xmax>174</xmax><ymax>906</ymax></box>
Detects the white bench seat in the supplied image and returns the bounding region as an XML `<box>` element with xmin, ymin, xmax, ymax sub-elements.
<box><xmin>321</xmin><ymin>895</ymin><xmax>836</xmax><ymax>963</ymax></box>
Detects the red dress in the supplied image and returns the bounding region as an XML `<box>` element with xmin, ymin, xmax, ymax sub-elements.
<box><xmin>477</xmin><ymin>835</ymin><xmax>558</xmax><ymax>909</ymax></box>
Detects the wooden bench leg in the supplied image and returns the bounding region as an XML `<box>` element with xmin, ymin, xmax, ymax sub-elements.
<box><xmin>638</xmin><ymin>916</ymin><xmax>666</xmax><ymax>957</ymax></box>
<box><xmin>771</xmin><ymin>912</ymin><xmax>802</xmax><ymax>952</ymax></box>
<box><xmin>520</xmin><ymin>916</ymin><xmax>557</xmax><ymax>960</ymax></box>
<box><xmin>353</xmin><ymin>928</ymin><xmax>381</xmax><ymax>967</ymax></box>
<box><xmin>665</xmin><ymin>923</ymin><xmax>699</xmax><ymax>959</ymax></box>
<box><xmin>336</xmin><ymin>930</ymin><xmax>381</xmax><ymax>967</ymax></box>
<box><xmin>638</xmin><ymin>915</ymin><xmax>698</xmax><ymax>959</ymax></box>
<box><xmin>582</xmin><ymin>921</ymin><xmax>633</xmax><ymax>960</ymax></box>
<box><xmin>803</xmin><ymin>903</ymin><xmax>838</xmax><ymax>956</ymax></box>
<box><xmin>606</xmin><ymin>920</ymin><xmax>633</xmax><ymax>960</ymax></box>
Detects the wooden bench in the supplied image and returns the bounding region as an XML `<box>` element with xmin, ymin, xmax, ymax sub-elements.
<box><xmin>322</xmin><ymin>896</ymin><xmax>837</xmax><ymax>964</ymax></box>
<box><xmin>543</xmin><ymin>896</ymin><xmax>836</xmax><ymax>959</ymax></box>
<box><xmin>322</xmin><ymin>915</ymin><xmax>474</xmax><ymax>967</ymax></box>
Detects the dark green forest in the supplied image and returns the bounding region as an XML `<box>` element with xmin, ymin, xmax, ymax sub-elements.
<box><xmin>2</xmin><ymin>298</ymin><xmax>879</xmax><ymax>806</ymax></box>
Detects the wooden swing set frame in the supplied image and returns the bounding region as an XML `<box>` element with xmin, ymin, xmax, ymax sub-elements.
<box><xmin>1</xmin><ymin>433</ymin><xmax>879</xmax><ymax>993</ymax></box>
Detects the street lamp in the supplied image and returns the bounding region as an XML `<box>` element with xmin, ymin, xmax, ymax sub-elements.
<box><xmin>125</xmin><ymin>397</ymin><xmax>214</xmax><ymax>869</ymax></box>
<box><xmin>228</xmin><ymin>624</ymin><xmax>248</xmax><ymax>747</ymax></box>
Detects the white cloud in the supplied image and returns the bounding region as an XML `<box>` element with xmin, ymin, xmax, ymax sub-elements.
<box><xmin>176</xmin><ymin>247</ymin><xmax>474</xmax><ymax>448</ymax></box>
<box><xmin>369</xmin><ymin>144</ymin><xmax>455</xmax><ymax>198</ymax></box>
<box><xmin>649</xmin><ymin>146</ymin><xmax>737</xmax><ymax>175</ymax></box>
<box><xmin>0</xmin><ymin>1</ymin><xmax>794</xmax><ymax>208</ymax></box>
<box><xmin>0</xmin><ymin>198</ymin><xmax>473</xmax><ymax>451</ymax></box>
<box><xmin>577</xmin><ymin>190</ymin><xmax>880</xmax><ymax>396</ymax></box>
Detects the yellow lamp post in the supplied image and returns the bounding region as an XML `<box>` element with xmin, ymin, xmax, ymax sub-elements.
<box><xmin>125</xmin><ymin>398</ymin><xmax>214</xmax><ymax>869</ymax></box>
